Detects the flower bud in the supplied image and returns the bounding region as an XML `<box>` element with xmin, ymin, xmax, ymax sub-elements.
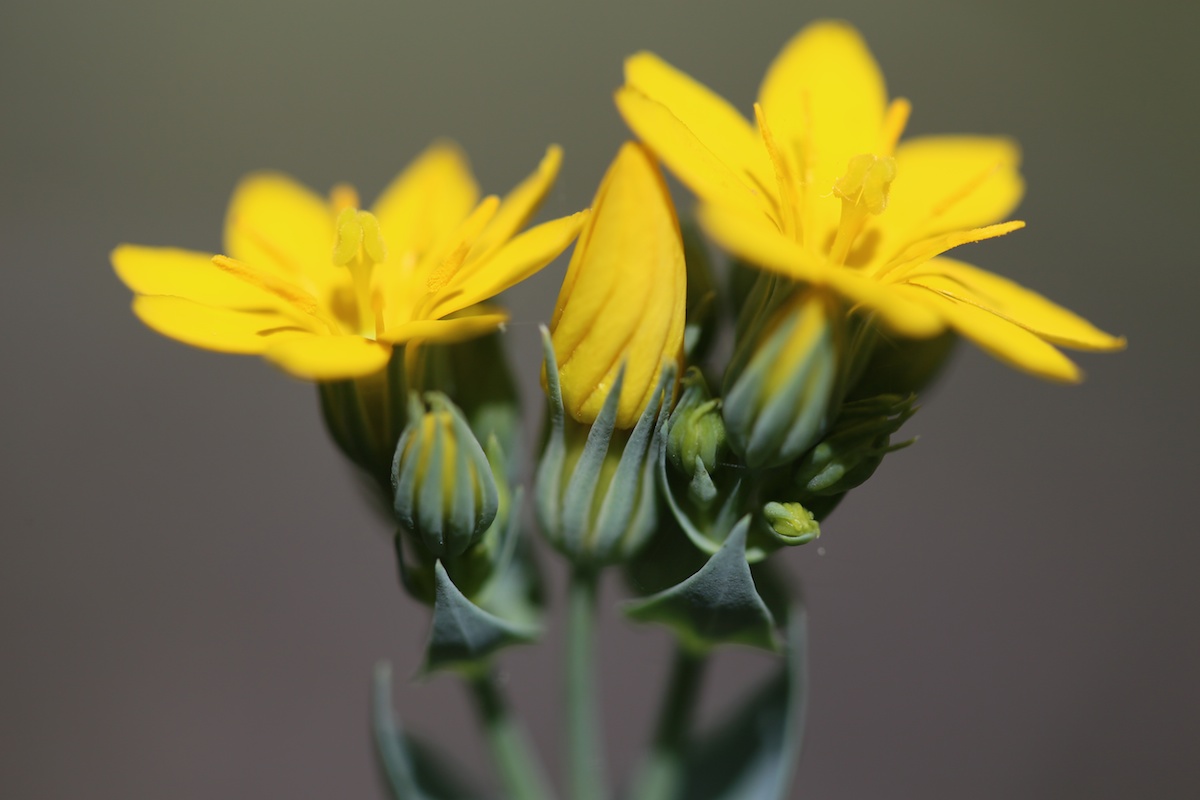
<box><xmin>761</xmin><ymin>501</ymin><xmax>820</xmax><ymax>546</ymax></box>
<box><xmin>536</xmin><ymin>330</ymin><xmax>674</xmax><ymax>567</ymax></box>
<box><xmin>794</xmin><ymin>393</ymin><xmax>916</xmax><ymax>498</ymax></box>
<box><xmin>548</xmin><ymin>142</ymin><xmax>686</xmax><ymax>429</ymax></box>
<box><xmin>392</xmin><ymin>392</ymin><xmax>499</xmax><ymax>559</ymax></box>
<box><xmin>722</xmin><ymin>289</ymin><xmax>839</xmax><ymax>469</ymax></box>
<box><xmin>666</xmin><ymin>368</ymin><xmax>726</xmax><ymax>504</ymax></box>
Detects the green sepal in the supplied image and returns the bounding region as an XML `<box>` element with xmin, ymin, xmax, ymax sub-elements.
<box><xmin>677</xmin><ymin>607</ymin><xmax>809</xmax><ymax>800</ymax></box>
<box><xmin>624</xmin><ymin>517</ymin><xmax>779</xmax><ymax>653</ymax></box>
<box><xmin>372</xmin><ymin>662</ymin><xmax>489</xmax><ymax>800</ymax></box>
<box><xmin>848</xmin><ymin>328</ymin><xmax>958</xmax><ymax>400</ymax></box>
<box><xmin>423</xmin><ymin>561</ymin><xmax>539</xmax><ymax>675</ymax></box>
<box><xmin>535</xmin><ymin>326</ymin><xmax>675</xmax><ymax>567</ymax></box>
<box><xmin>318</xmin><ymin>350</ymin><xmax>410</xmax><ymax>508</ymax></box>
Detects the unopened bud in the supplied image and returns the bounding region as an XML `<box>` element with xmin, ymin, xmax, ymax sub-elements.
<box><xmin>795</xmin><ymin>394</ymin><xmax>916</xmax><ymax>497</ymax></box>
<box><xmin>723</xmin><ymin>289</ymin><xmax>839</xmax><ymax>469</ymax></box>
<box><xmin>666</xmin><ymin>368</ymin><xmax>726</xmax><ymax>483</ymax></box>
<box><xmin>762</xmin><ymin>501</ymin><xmax>820</xmax><ymax>546</ymax></box>
<box><xmin>392</xmin><ymin>392</ymin><xmax>499</xmax><ymax>559</ymax></box>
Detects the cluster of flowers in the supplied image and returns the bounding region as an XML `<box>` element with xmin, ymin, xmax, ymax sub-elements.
<box><xmin>113</xmin><ymin>21</ymin><xmax>1122</xmax><ymax>642</ymax></box>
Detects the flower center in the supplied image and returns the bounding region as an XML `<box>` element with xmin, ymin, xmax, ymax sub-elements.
<box><xmin>828</xmin><ymin>153</ymin><xmax>895</xmax><ymax>266</ymax></box>
<box><xmin>332</xmin><ymin>206</ymin><xmax>388</xmax><ymax>337</ymax></box>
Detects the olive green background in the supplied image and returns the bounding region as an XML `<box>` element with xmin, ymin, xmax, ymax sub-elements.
<box><xmin>2</xmin><ymin>1</ymin><xmax>1197</xmax><ymax>798</ymax></box>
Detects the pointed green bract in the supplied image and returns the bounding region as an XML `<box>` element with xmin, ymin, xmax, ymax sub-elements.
<box><xmin>423</xmin><ymin>561</ymin><xmax>539</xmax><ymax>675</ymax></box>
<box><xmin>625</xmin><ymin>518</ymin><xmax>779</xmax><ymax>652</ymax></box>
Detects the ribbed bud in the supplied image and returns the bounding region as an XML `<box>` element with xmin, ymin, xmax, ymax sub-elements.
<box><xmin>794</xmin><ymin>393</ymin><xmax>916</xmax><ymax>498</ymax></box>
<box><xmin>536</xmin><ymin>329</ymin><xmax>674</xmax><ymax>567</ymax></box>
<box><xmin>392</xmin><ymin>392</ymin><xmax>499</xmax><ymax>559</ymax></box>
<box><xmin>723</xmin><ymin>289</ymin><xmax>839</xmax><ymax>469</ymax></box>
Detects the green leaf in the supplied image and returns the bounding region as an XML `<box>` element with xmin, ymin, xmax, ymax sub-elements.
<box><xmin>679</xmin><ymin>608</ymin><xmax>809</xmax><ymax>800</ymax></box>
<box><xmin>424</xmin><ymin>561</ymin><xmax>539</xmax><ymax>674</ymax></box>
<box><xmin>372</xmin><ymin>662</ymin><xmax>489</xmax><ymax>800</ymax></box>
<box><xmin>624</xmin><ymin>517</ymin><xmax>779</xmax><ymax>653</ymax></box>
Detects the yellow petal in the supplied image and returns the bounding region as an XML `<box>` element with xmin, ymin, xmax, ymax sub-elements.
<box><xmin>624</xmin><ymin>52</ymin><xmax>774</xmax><ymax>191</ymax></box>
<box><xmin>468</xmin><ymin>145</ymin><xmax>563</xmax><ymax>262</ymax></box>
<box><xmin>616</xmin><ymin>87</ymin><xmax>775</xmax><ymax>221</ymax></box>
<box><xmin>262</xmin><ymin>333</ymin><xmax>392</xmax><ymax>380</ymax></box>
<box><xmin>757</xmin><ymin>21</ymin><xmax>888</xmax><ymax>202</ymax></box>
<box><xmin>112</xmin><ymin>245</ymin><xmax>276</xmax><ymax>309</ymax></box>
<box><xmin>894</xmin><ymin>283</ymin><xmax>1082</xmax><ymax>382</ymax></box>
<box><xmin>878</xmin><ymin>136</ymin><xmax>1024</xmax><ymax>257</ymax></box>
<box><xmin>436</xmin><ymin>210</ymin><xmax>588</xmax><ymax>317</ymax></box>
<box><xmin>696</xmin><ymin>201</ymin><xmax>944</xmax><ymax>339</ymax></box>
<box><xmin>132</xmin><ymin>295</ymin><xmax>310</xmax><ymax>354</ymax></box>
<box><xmin>905</xmin><ymin>259</ymin><xmax>1126</xmax><ymax>351</ymax></box>
<box><xmin>223</xmin><ymin>171</ymin><xmax>340</xmax><ymax>295</ymax></box>
<box><xmin>372</xmin><ymin>140</ymin><xmax>480</xmax><ymax>265</ymax></box>
<box><xmin>379</xmin><ymin>310</ymin><xmax>510</xmax><ymax>346</ymax></box>
<box><xmin>210</xmin><ymin>255</ymin><xmax>343</xmax><ymax>334</ymax></box>
<box><xmin>552</xmin><ymin>143</ymin><xmax>686</xmax><ymax>427</ymax></box>
<box><xmin>876</xmin><ymin>221</ymin><xmax>1025</xmax><ymax>280</ymax></box>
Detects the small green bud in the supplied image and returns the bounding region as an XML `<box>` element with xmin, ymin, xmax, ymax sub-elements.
<box><xmin>723</xmin><ymin>289</ymin><xmax>839</xmax><ymax>469</ymax></box>
<box><xmin>794</xmin><ymin>394</ymin><xmax>916</xmax><ymax>498</ymax></box>
<box><xmin>666</xmin><ymin>368</ymin><xmax>727</xmax><ymax>486</ymax></box>
<box><xmin>392</xmin><ymin>392</ymin><xmax>499</xmax><ymax>559</ymax></box>
<box><xmin>762</xmin><ymin>501</ymin><xmax>820</xmax><ymax>546</ymax></box>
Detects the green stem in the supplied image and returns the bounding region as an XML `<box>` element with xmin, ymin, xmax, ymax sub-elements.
<box><xmin>628</xmin><ymin>646</ymin><xmax>707</xmax><ymax>800</ymax></box>
<box><xmin>566</xmin><ymin>568</ymin><xmax>606</xmax><ymax>800</ymax></box>
<box><xmin>469</xmin><ymin>672</ymin><xmax>554</xmax><ymax>800</ymax></box>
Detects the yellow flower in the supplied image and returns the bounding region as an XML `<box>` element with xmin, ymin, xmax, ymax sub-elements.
<box><xmin>617</xmin><ymin>20</ymin><xmax>1124</xmax><ymax>382</ymax></box>
<box><xmin>549</xmin><ymin>142</ymin><xmax>687</xmax><ymax>428</ymax></box>
<box><xmin>113</xmin><ymin>143</ymin><xmax>587</xmax><ymax>381</ymax></box>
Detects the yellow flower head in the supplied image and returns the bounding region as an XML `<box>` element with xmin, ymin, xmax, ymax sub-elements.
<box><xmin>617</xmin><ymin>20</ymin><xmax>1124</xmax><ymax>381</ymax></box>
<box><xmin>549</xmin><ymin>142</ymin><xmax>687</xmax><ymax>428</ymax></box>
<box><xmin>113</xmin><ymin>143</ymin><xmax>588</xmax><ymax>381</ymax></box>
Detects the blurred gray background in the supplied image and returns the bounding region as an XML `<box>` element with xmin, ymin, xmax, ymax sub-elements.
<box><xmin>2</xmin><ymin>1</ymin><xmax>1197</xmax><ymax>798</ymax></box>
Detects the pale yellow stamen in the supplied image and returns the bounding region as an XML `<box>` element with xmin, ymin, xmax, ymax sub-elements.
<box><xmin>211</xmin><ymin>255</ymin><xmax>342</xmax><ymax>334</ymax></box>
<box><xmin>332</xmin><ymin>208</ymin><xmax>388</xmax><ymax>336</ymax></box>
<box><xmin>829</xmin><ymin>153</ymin><xmax>896</xmax><ymax>265</ymax></box>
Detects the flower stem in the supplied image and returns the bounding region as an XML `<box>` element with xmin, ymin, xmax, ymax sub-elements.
<box><xmin>566</xmin><ymin>567</ymin><xmax>607</xmax><ymax>800</ymax></box>
<box><xmin>468</xmin><ymin>672</ymin><xmax>554</xmax><ymax>800</ymax></box>
<box><xmin>628</xmin><ymin>646</ymin><xmax>707</xmax><ymax>800</ymax></box>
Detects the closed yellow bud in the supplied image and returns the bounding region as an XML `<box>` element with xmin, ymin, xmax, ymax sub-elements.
<box><xmin>549</xmin><ymin>142</ymin><xmax>686</xmax><ymax>429</ymax></box>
